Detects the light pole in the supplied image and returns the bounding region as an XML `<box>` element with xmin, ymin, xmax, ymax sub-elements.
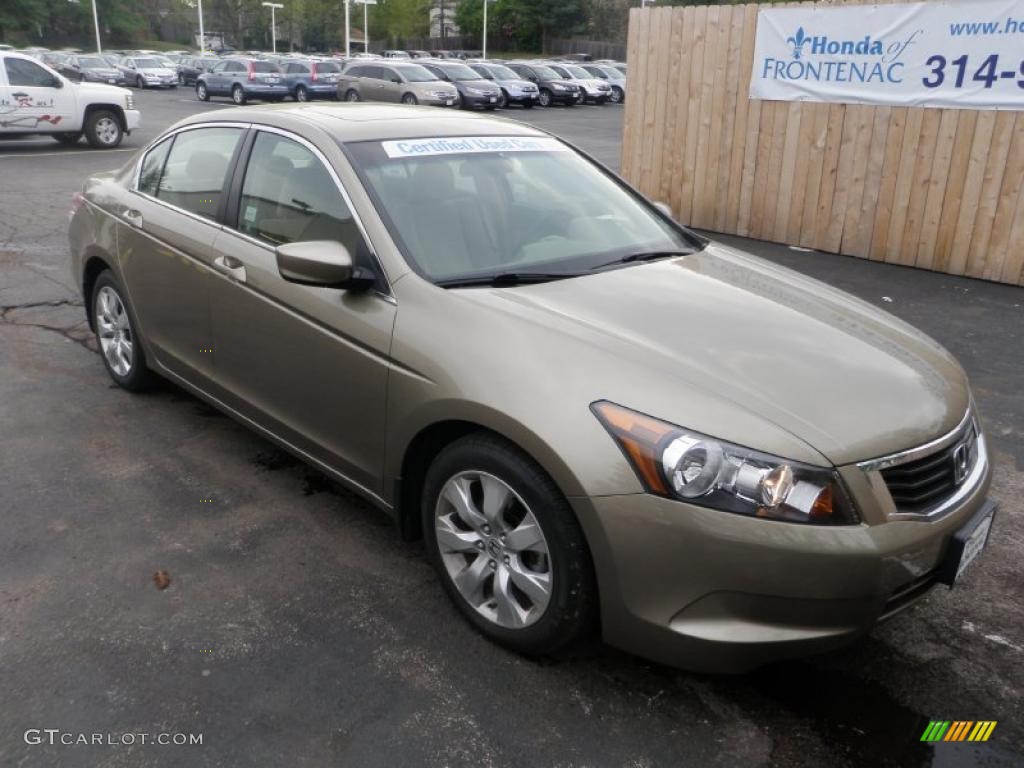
<box><xmin>90</xmin><ymin>0</ymin><xmax>102</xmax><ymax>53</ymax></box>
<box><xmin>262</xmin><ymin>2</ymin><xmax>284</xmax><ymax>53</ymax></box>
<box><xmin>354</xmin><ymin>0</ymin><xmax>376</xmax><ymax>54</ymax></box>
<box><xmin>197</xmin><ymin>0</ymin><xmax>206</xmax><ymax>53</ymax></box>
<box><xmin>482</xmin><ymin>0</ymin><xmax>494</xmax><ymax>59</ymax></box>
<box><xmin>345</xmin><ymin>0</ymin><xmax>351</xmax><ymax>56</ymax></box>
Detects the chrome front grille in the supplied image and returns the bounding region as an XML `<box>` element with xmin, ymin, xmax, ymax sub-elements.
<box><xmin>859</xmin><ymin>409</ymin><xmax>985</xmax><ymax>518</ymax></box>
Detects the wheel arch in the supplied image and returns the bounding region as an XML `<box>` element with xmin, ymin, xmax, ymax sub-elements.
<box><xmin>393</xmin><ymin>412</ymin><xmax>586</xmax><ymax>543</ymax></box>
<box><xmin>82</xmin><ymin>252</ymin><xmax>115</xmax><ymax>331</ymax></box>
<box><xmin>83</xmin><ymin>103</ymin><xmax>127</xmax><ymax>132</ymax></box>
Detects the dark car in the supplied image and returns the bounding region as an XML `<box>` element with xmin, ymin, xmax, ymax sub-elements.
<box><xmin>419</xmin><ymin>60</ymin><xmax>501</xmax><ymax>109</ymax></box>
<box><xmin>177</xmin><ymin>56</ymin><xmax>218</xmax><ymax>86</ymax></box>
<box><xmin>196</xmin><ymin>57</ymin><xmax>288</xmax><ymax>104</ymax></box>
<box><xmin>56</xmin><ymin>55</ymin><xmax>127</xmax><ymax>85</ymax></box>
<box><xmin>281</xmin><ymin>58</ymin><xmax>343</xmax><ymax>101</ymax></box>
<box><xmin>505</xmin><ymin>62</ymin><xmax>581</xmax><ymax>107</ymax></box>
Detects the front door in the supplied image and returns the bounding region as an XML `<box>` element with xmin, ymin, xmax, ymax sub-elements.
<box><xmin>0</xmin><ymin>57</ymin><xmax>75</xmax><ymax>133</ymax></box>
<box><xmin>208</xmin><ymin>129</ymin><xmax>395</xmax><ymax>495</ymax></box>
<box><xmin>116</xmin><ymin>125</ymin><xmax>246</xmax><ymax>389</ymax></box>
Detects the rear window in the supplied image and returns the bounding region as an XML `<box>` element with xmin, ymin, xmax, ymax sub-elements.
<box><xmin>315</xmin><ymin>61</ymin><xmax>340</xmax><ymax>73</ymax></box>
<box><xmin>251</xmin><ymin>61</ymin><xmax>280</xmax><ymax>73</ymax></box>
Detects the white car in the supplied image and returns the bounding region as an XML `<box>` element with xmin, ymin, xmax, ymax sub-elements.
<box><xmin>546</xmin><ymin>62</ymin><xmax>612</xmax><ymax>104</ymax></box>
<box><xmin>0</xmin><ymin>51</ymin><xmax>140</xmax><ymax>147</ymax></box>
<box><xmin>121</xmin><ymin>56</ymin><xmax>178</xmax><ymax>89</ymax></box>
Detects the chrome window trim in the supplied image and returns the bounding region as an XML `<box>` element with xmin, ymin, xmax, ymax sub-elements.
<box><xmin>130</xmin><ymin>121</ymin><xmax>392</xmax><ymax>298</ymax></box>
<box><xmin>856</xmin><ymin>407</ymin><xmax>973</xmax><ymax>473</ymax></box>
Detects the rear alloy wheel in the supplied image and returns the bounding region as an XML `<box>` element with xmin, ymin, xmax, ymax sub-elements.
<box><xmin>423</xmin><ymin>434</ymin><xmax>597</xmax><ymax>656</ymax></box>
<box><xmin>295</xmin><ymin>84</ymin><xmax>309</xmax><ymax>102</ymax></box>
<box><xmin>232</xmin><ymin>84</ymin><xmax>247</xmax><ymax>105</ymax></box>
<box><xmin>196</xmin><ymin>82</ymin><xmax>209</xmax><ymax>101</ymax></box>
<box><xmin>401</xmin><ymin>92</ymin><xmax>418</xmax><ymax>105</ymax></box>
<box><xmin>91</xmin><ymin>272</ymin><xmax>155</xmax><ymax>392</ymax></box>
<box><xmin>83</xmin><ymin>110</ymin><xmax>123</xmax><ymax>148</ymax></box>
<box><xmin>538</xmin><ymin>88</ymin><xmax>552</xmax><ymax>107</ymax></box>
<box><xmin>610</xmin><ymin>86</ymin><xmax>623</xmax><ymax>104</ymax></box>
<box><xmin>345</xmin><ymin>89</ymin><xmax>360</xmax><ymax>102</ymax></box>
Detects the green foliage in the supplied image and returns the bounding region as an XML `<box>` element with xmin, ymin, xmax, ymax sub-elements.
<box><xmin>457</xmin><ymin>0</ymin><xmax>586</xmax><ymax>51</ymax></box>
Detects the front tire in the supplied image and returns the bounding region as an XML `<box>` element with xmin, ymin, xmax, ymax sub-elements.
<box><xmin>83</xmin><ymin>110</ymin><xmax>123</xmax><ymax>148</ymax></box>
<box><xmin>135</xmin><ymin>75</ymin><xmax>145</xmax><ymax>89</ymax></box>
<box><xmin>178</xmin><ymin>73</ymin><xmax>185</xmax><ymax>85</ymax></box>
<box><xmin>196</xmin><ymin>82</ymin><xmax>209</xmax><ymax>101</ymax></box>
<box><xmin>538</xmin><ymin>88</ymin><xmax>552</xmax><ymax>107</ymax></box>
<box><xmin>610</xmin><ymin>86</ymin><xmax>623</xmax><ymax>104</ymax></box>
<box><xmin>91</xmin><ymin>271</ymin><xmax>156</xmax><ymax>392</ymax></box>
<box><xmin>422</xmin><ymin>434</ymin><xmax>597</xmax><ymax>656</ymax></box>
<box><xmin>401</xmin><ymin>92</ymin><xmax>418</xmax><ymax>105</ymax></box>
<box><xmin>497</xmin><ymin>90</ymin><xmax>508</xmax><ymax>109</ymax></box>
<box><xmin>232</xmin><ymin>84</ymin><xmax>246</xmax><ymax>105</ymax></box>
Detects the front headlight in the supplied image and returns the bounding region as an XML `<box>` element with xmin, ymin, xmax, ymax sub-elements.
<box><xmin>552</xmin><ymin>84</ymin><xmax>565</xmax><ymax>91</ymax></box>
<box><xmin>466</xmin><ymin>87</ymin><xmax>483</xmax><ymax>95</ymax></box>
<box><xmin>592</xmin><ymin>401</ymin><xmax>859</xmax><ymax>525</ymax></box>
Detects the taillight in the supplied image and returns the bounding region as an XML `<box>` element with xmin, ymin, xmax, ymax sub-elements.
<box><xmin>311</xmin><ymin>64</ymin><xmax>318</xmax><ymax>82</ymax></box>
<box><xmin>247</xmin><ymin>63</ymin><xmax>256</xmax><ymax>81</ymax></box>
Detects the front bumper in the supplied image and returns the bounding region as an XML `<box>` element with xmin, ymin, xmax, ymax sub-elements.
<box><xmin>548</xmin><ymin>90</ymin><xmax>578</xmax><ymax>104</ymax></box>
<box><xmin>573</xmin><ymin>451</ymin><xmax>993</xmax><ymax>673</ymax></box>
<box><xmin>124</xmin><ymin>109</ymin><xmax>141</xmax><ymax>132</ymax></box>
<box><xmin>461</xmin><ymin>92</ymin><xmax>501</xmax><ymax>107</ymax></box>
<box><xmin>244</xmin><ymin>84</ymin><xmax>289</xmax><ymax>97</ymax></box>
<box><xmin>507</xmin><ymin>91</ymin><xmax>539</xmax><ymax>104</ymax></box>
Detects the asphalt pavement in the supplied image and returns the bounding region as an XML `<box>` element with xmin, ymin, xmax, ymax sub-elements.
<box><xmin>1</xmin><ymin>88</ymin><xmax>1022</xmax><ymax>768</ymax></box>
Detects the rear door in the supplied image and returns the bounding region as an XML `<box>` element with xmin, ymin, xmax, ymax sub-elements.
<box><xmin>0</xmin><ymin>56</ymin><xmax>76</xmax><ymax>133</ymax></box>
<box><xmin>116</xmin><ymin>125</ymin><xmax>246</xmax><ymax>389</ymax></box>
<box><xmin>207</xmin><ymin>128</ymin><xmax>396</xmax><ymax>494</ymax></box>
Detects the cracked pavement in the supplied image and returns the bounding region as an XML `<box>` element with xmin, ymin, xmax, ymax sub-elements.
<box><xmin>1</xmin><ymin>91</ymin><xmax>1022</xmax><ymax>768</ymax></box>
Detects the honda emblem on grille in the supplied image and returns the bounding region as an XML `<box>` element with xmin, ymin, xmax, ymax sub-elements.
<box><xmin>952</xmin><ymin>440</ymin><xmax>970</xmax><ymax>485</ymax></box>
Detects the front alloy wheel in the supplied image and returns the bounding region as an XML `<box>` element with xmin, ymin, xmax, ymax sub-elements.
<box><xmin>232</xmin><ymin>84</ymin><xmax>246</xmax><ymax>105</ymax></box>
<box><xmin>538</xmin><ymin>88</ymin><xmax>552</xmax><ymax>107</ymax></box>
<box><xmin>423</xmin><ymin>434</ymin><xmax>597</xmax><ymax>655</ymax></box>
<box><xmin>196</xmin><ymin>82</ymin><xmax>209</xmax><ymax>101</ymax></box>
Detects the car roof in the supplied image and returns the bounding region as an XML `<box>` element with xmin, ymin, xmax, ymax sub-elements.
<box><xmin>172</xmin><ymin>104</ymin><xmax>549</xmax><ymax>144</ymax></box>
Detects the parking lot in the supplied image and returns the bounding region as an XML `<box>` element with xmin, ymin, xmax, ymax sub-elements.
<box><xmin>1</xmin><ymin>88</ymin><xmax>1023</xmax><ymax>767</ymax></box>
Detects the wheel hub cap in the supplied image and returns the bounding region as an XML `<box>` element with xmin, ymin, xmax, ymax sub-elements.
<box><xmin>95</xmin><ymin>286</ymin><xmax>133</xmax><ymax>377</ymax></box>
<box><xmin>434</xmin><ymin>471</ymin><xmax>553</xmax><ymax>629</ymax></box>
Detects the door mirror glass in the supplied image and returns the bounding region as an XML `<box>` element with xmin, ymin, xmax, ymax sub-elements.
<box><xmin>276</xmin><ymin>240</ymin><xmax>374</xmax><ymax>290</ymax></box>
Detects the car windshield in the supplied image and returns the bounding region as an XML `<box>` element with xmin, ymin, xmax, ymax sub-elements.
<box><xmin>565</xmin><ymin>65</ymin><xmax>590</xmax><ymax>78</ymax></box>
<box><xmin>439</xmin><ymin>63</ymin><xmax>480</xmax><ymax>81</ymax></box>
<box><xmin>347</xmin><ymin>136</ymin><xmax>697</xmax><ymax>283</ymax></box>
<box><xmin>398</xmin><ymin>64</ymin><xmax>438</xmax><ymax>82</ymax></box>
<box><xmin>531</xmin><ymin>65</ymin><xmax>560</xmax><ymax>79</ymax></box>
<box><xmin>486</xmin><ymin>64</ymin><xmax>517</xmax><ymax>80</ymax></box>
<box><xmin>600</xmin><ymin>66</ymin><xmax>621</xmax><ymax>79</ymax></box>
<box><xmin>134</xmin><ymin>58</ymin><xmax>160</xmax><ymax>68</ymax></box>
<box><xmin>78</xmin><ymin>57</ymin><xmax>106</xmax><ymax>68</ymax></box>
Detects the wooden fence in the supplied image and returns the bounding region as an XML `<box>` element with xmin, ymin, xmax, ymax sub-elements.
<box><xmin>621</xmin><ymin>2</ymin><xmax>1024</xmax><ymax>286</ymax></box>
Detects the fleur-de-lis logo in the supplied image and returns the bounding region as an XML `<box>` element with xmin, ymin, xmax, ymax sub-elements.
<box><xmin>786</xmin><ymin>27</ymin><xmax>809</xmax><ymax>59</ymax></box>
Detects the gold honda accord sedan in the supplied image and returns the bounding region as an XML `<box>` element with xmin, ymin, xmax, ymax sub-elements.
<box><xmin>69</xmin><ymin>105</ymin><xmax>996</xmax><ymax>672</ymax></box>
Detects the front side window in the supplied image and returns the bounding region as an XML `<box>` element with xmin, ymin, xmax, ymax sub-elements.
<box><xmin>238</xmin><ymin>131</ymin><xmax>362</xmax><ymax>254</ymax></box>
<box><xmin>5</xmin><ymin>57</ymin><xmax>58</xmax><ymax>87</ymax></box>
<box><xmin>154</xmin><ymin>127</ymin><xmax>243</xmax><ymax>220</ymax></box>
<box><xmin>137</xmin><ymin>137</ymin><xmax>172</xmax><ymax>197</ymax></box>
<box><xmin>348</xmin><ymin>137</ymin><xmax>697</xmax><ymax>283</ymax></box>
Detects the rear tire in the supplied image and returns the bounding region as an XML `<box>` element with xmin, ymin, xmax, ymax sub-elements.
<box><xmin>422</xmin><ymin>433</ymin><xmax>597</xmax><ymax>657</ymax></box>
<box><xmin>178</xmin><ymin>73</ymin><xmax>185</xmax><ymax>85</ymax></box>
<box><xmin>83</xmin><ymin>110</ymin><xmax>123</xmax><ymax>148</ymax></box>
<box><xmin>91</xmin><ymin>271</ymin><xmax>156</xmax><ymax>392</ymax></box>
<box><xmin>610</xmin><ymin>86</ymin><xmax>623</xmax><ymax>104</ymax></box>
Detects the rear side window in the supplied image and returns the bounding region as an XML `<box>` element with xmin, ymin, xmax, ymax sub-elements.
<box><xmin>154</xmin><ymin>127</ymin><xmax>243</xmax><ymax>220</ymax></box>
<box><xmin>237</xmin><ymin>131</ymin><xmax>362</xmax><ymax>254</ymax></box>
<box><xmin>137</xmin><ymin>137</ymin><xmax>172</xmax><ymax>197</ymax></box>
<box><xmin>5</xmin><ymin>57</ymin><xmax>57</xmax><ymax>87</ymax></box>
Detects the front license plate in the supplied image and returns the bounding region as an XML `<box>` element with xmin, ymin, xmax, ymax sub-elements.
<box><xmin>445</xmin><ymin>99</ymin><xmax>454</xmax><ymax>106</ymax></box>
<box><xmin>937</xmin><ymin>501</ymin><xmax>996</xmax><ymax>586</ymax></box>
<box><xmin>489</xmin><ymin>96</ymin><xmax>496</xmax><ymax>102</ymax></box>
<box><xmin>108</xmin><ymin>79</ymin><xmax>116</xmax><ymax>84</ymax></box>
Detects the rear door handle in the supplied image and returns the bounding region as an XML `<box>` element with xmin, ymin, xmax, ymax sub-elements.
<box><xmin>123</xmin><ymin>209</ymin><xmax>143</xmax><ymax>228</ymax></box>
<box><xmin>213</xmin><ymin>255</ymin><xmax>246</xmax><ymax>283</ymax></box>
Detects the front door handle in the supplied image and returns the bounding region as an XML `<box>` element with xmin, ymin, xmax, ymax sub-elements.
<box><xmin>123</xmin><ymin>209</ymin><xmax>143</xmax><ymax>228</ymax></box>
<box><xmin>213</xmin><ymin>255</ymin><xmax>246</xmax><ymax>283</ymax></box>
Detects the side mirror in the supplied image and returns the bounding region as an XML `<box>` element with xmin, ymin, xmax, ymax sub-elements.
<box><xmin>276</xmin><ymin>240</ymin><xmax>375</xmax><ymax>291</ymax></box>
<box><xmin>391</xmin><ymin>77</ymin><xmax>402</xmax><ymax>84</ymax></box>
<box><xmin>653</xmin><ymin>201</ymin><xmax>673</xmax><ymax>219</ymax></box>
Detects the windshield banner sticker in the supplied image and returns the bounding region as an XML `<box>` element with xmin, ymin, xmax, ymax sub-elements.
<box><xmin>382</xmin><ymin>136</ymin><xmax>567</xmax><ymax>158</ymax></box>
<box><xmin>751</xmin><ymin>0</ymin><xmax>1024</xmax><ymax>109</ymax></box>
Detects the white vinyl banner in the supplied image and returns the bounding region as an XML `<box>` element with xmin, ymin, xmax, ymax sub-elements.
<box><xmin>750</xmin><ymin>0</ymin><xmax>1024</xmax><ymax>109</ymax></box>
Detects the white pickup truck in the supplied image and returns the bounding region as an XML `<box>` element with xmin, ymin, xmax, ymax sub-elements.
<box><xmin>0</xmin><ymin>51</ymin><xmax>140</xmax><ymax>148</ymax></box>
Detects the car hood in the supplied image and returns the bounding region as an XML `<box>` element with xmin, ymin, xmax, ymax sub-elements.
<box><xmin>497</xmin><ymin>78</ymin><xmax>536</xmax><ymax>89</ymax></box>
<box><xmin>455</xmin><ymin>244</ymin><xmax>969</xmax><ymax>466</ymax></box>
<box><xmin>73</xmin><ymin>81</ymin><xmax>132</xmax><ymax>99</ymax></box>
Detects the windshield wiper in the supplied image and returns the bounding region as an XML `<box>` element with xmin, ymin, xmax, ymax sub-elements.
<box><xmin>435</xmin><ymin>271</ymin><xmax>581</xmax><ymax>288</ymax></box>
<box><xmin>589</xmin><ymin>250</ymin><xmax>692</xmax><ymax>271</ymax></box>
